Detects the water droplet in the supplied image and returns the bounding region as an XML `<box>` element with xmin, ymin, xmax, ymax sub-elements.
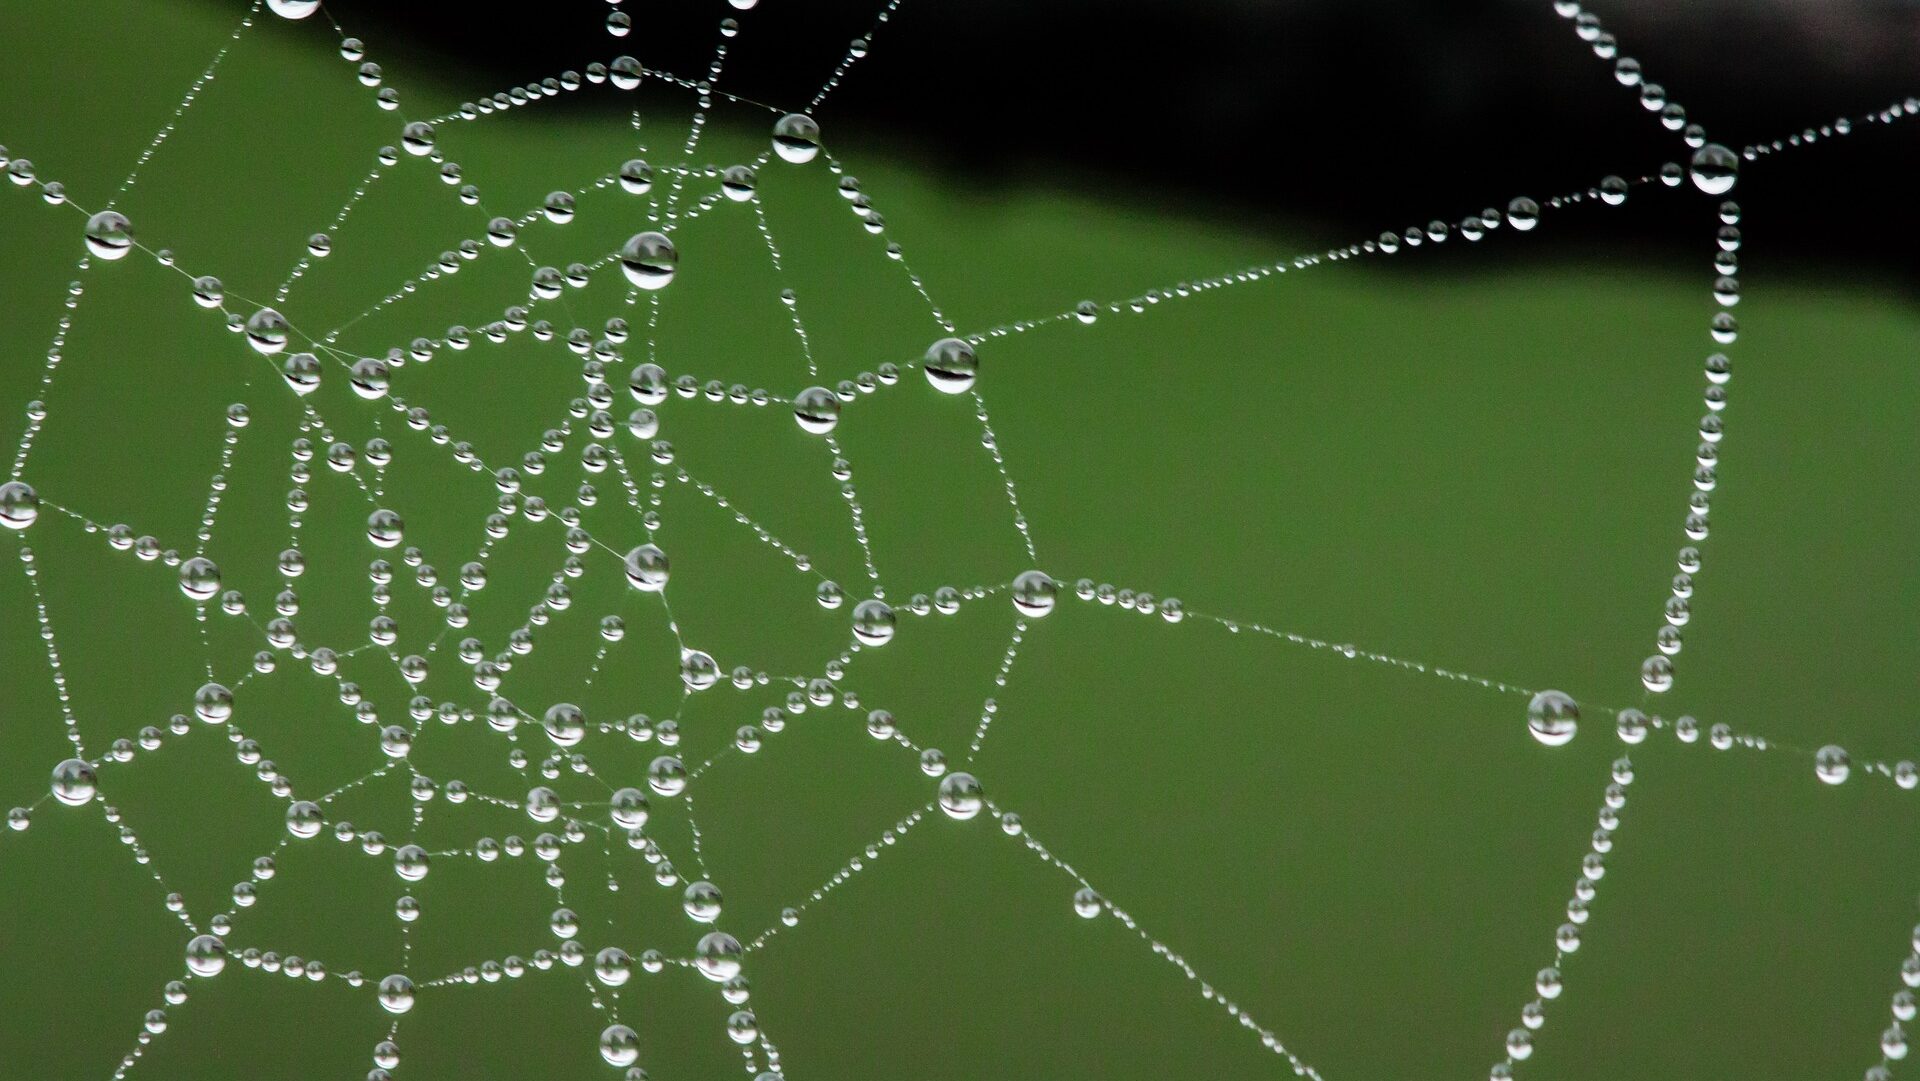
<box><xmin>851</xmin><ymin>599</ymin><xmax>896</xmax><ymax>646</ymax></box>
<box><xmin>593</xmin><ymin>947</ymin><xmax>631</xmax><ymax>987</ymax></box>
<box><xmin>1011</xmin><ymin>570</ymin><xmax>1057</xmax><ymax>618</ymax></box>
<box><xmin>721</xmin><ymin>164</ymin><xmax>757</xmax><ymax>202</ymax></box>
<box><xmin>280</xmin><ymin>352</ymin><xmax>321</xmax><ymax>396</ymax></box>
<box><xmin>923</xmin><ymin>337</ymin><xmax>978</xmax><ymax>394</ymax></box>
<box><xmin>83</xmin><ymin>211</ymin><xmax>133</xmax><ymax>260</ymax></box>
<box><xmin>694</xmin><ymin>931</ymin><xmax>743</xmax><ymax>981</ymax></box>
<box><xmin>0</xmin><ymin>481</ymin><xmax>41</xmax><ymax>530</ymax></box>
<box><xmin>394</xmin><ymin>845</ymin><xmax>429</xmax><ymax>881</ymax></box>
<box><xmin>772</xmin><ymin>113</ymin><xmax>821</xmax><ymax>164</ymax></box>
<box><xmin>623</xmin><ymin>544</ymin><xmax>669</xmax><ymax>591</ymax></box>
<box><xmin>185</xmin><ymin>934</ymin><xmax>226</xmax><ymax>977</ymax></box>
<box><xmin>50</xmin><ymin>758</ymin><xmax>96</xmax><ymax>806</ymax></box>
<box><xmin>179</xmin><ymin>557</ymin><xmax>221</xmax><ymax>601</ymax></box>
<box><xmin>377</xmin><ymin>973</ymin><xmax>415</xmax><ymax>1013</ymax></box>
<box><xmin>680</xmin><ymin>650</ymin><xmax>718</xmax><ymax>691</ymax></box>
<box><xmin>193</xmin><ymin>682</ymin><xmax>234</xmax><ymax>724</ymax></box>
<box><xmin>1072</xmin><ymin>887</ymin><xmax>1103</xmax><ymax>918</ymax></box>
<box><xmin>609</xmin><ymin>56</ymin><xmax>644</xmax><ymax>91</ymax></box>
<box><xmin>286</xmin><ymin>800</ymin><xmax>323</xmax><ymax>838</ymax></box>
<box><xmin>1615</xmin><ymin>708</ymin><xmax>1648</xmax><ymax>744</ymax></box>
<box><xmin>1689</xmin><ymin>144</ymin><xmax>1739</xmax><ymax>195</ymax></box>
<box><xmin>619</xmin><ymin>159</ymin><xmax>653</xmax><ymax>195</ymax></box>
<box><xmin>648</xmin><ymin>755</ymin><xmax>687</xmax><ymax>797</ymax></box>
<box><xmin>245</xmin><ymin>308</ymin><xmax>291</xmax><ymax>355</ymax></box>
<box><xmin>792</xmin><ymin>386</ymin><xmax>841</xmax><ymax>434</ymax></box>
<box><xmin>543</xmin><ymin>703</ymin><xmax>586</xmax><ymax>748</ymax></box>
<box><xmin>1815</xmin><ymin>745</ymin><xmax>1851</xmax><ymax>785</ymax></box>
<box><xmin>937</xmin><ymin>772</ymin><xmax>984</xmax><ymax>820</ymax></box>
<box><xmin>401</xmin><ymin>121</ymin><xmax>435</xmax><ymax>157</ymax></box>
<box><xmin>599</xmin><ymin>1024</ymin><xmax>640</xmax><ymax>1067</ymax></box>
<box><xmin>610</xmin><ymin>787</ymin><xmax>649</xmax><ymax>829</ymax></box>
<box><xmin>366</xmin><ymin>509</ymin><xmax>404</xmax><ymax>549</ymax></box>
<box><xmin>683</xmin><ymin>880</ymin><xmax>723</xmax><ymax>922</ymax></box>
<box><xmin>1526</xmin><ymin>690</ymin><xmax>1578</xmax><ymax>746</ymax></box>
<box><xmin>619</xmin><ymin>231</ymin><xmax>676</xmax><ymax>290</ymax></box>
<box><xmin>1640</xmin><ymin>655</ymin><xmax>1674</xmax><ymax>693</ymax></box>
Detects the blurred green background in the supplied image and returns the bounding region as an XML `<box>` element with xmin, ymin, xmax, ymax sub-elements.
<box><xmin>2</xmin><ymin>2</ymin><xmax>1918</xmax><ymax>1080</ymax></box>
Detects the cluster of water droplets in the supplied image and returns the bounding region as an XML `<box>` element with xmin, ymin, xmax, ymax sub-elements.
<box><xmin>1</xmin><ymin>1</ymin><xmax>1916</xmax><ymax>1079</ymax></box>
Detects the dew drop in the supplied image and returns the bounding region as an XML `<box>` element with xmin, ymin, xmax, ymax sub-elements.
<box><xmin>937</xmin><ymin>772</ymin><xmax>984</xmax><ymax>820</ymax></box>
<box><xmin>179</xmin><ymin>557</ymin><xmax>221</xmax><ymax>601</ymax></box>
<box><xmin>771</xmin><ymin>113</ymin><xmax>821</xmax><ymax>164</ymax></box>
<box><xmin>619</xmin><ymin>231</ymin><xmax>676</xmax><ymax>290</ymax></box>
<box><xmin>50</xmin><ymin>758</ymin><xmax>96</xmax><ymax>806</ymax></box>
<box><xmin>792</xmin><ymin>386</ymin><xmax>841</xmax><ymax>434</ymax></box>
<box><xmin>619</xmin><ymin>159</ymin><xmax>653</xmax><ymax>195</ymax></box>
<box><xmin>366</xmin><ymin>509</ymin><xmax>404</xmax><ymax>549</ymax></box>
<box><xmin>923</xmin><ymin>337</ymin><xmax>978</xmax><ymax>394</ymax></box>
<box><xmin>648</xmin><ymin>755</ymin><xmax>688</xmax><ymax>797</ymax></box>
<box><xmin>185</xmin><ymin>934</ymin><xmax>226</xmax><ymax>977</ymax></box>
<box><xmin>1072</xmin><ymin>887</ymin><xmax>1103</xmax><ymax>918</ymax></box>
<box><xmin>1011</xmin><ymin>570</ymin><xmax>1057</xmax><ymax>618</ymax></box>
<box><xmin>83</xmin><ymin>211</ymin><xmax>133</xmax><ymax>260</ymax></box>
<box><xmin>377</xmin><ymin>973</ymin><xmax>414</xmax><ymax>1014</ymax></box>
<box><xmin>694</xmin><ymin>931</ymin><xmax>743</xmax><ymax>982</ymax></box>
<box><xmin>623</xmin><ymin>544</ymin><xmax>669</xmax><ymax>591</ymax></box>
<box><xmin>400</xmin><ymin>121</ymin><xmax>435</xmax><ymax>157</ymax></box>
<box><xmin>1689</xmin><ymin>144</ymin><xmax>1740</xmax><ymax>196</ymax></box>
<box><xmin>1640</xmin><ymin>655</ymin><xmax>1674</xmax><ymax>693</ymax></box>
<box><xmin>1815</xmin><ymin>744</ymin><xmax>1851</xmax><ymax>785</ymax></box>
<box><xmin>245</xmin><ymin>308</ymin><xmax>291</xmax><ymax>356</ymax></box>
<box><xmin>851</xmin><ymin>598</ymin><xmax>896</xmax><ymax>646</ymax></box>
<box><xmin>0</xmin><ymin>481</ymin><xmax>40</xmax><ymax>530</ymax></box>
<box><xmin>683</xmin><ymin>880</ymin><xmax>723</xmax><ymax>922</ymax></box>
<box><xmin>599</xmin><ymin>1025</ymin><xmax>639</xmax><ymax>1068</ymax></box>
<box><xmin>1526</xmin><ymin>690</ymin><xmax>1578</xmax><ymax>747</ymax></box>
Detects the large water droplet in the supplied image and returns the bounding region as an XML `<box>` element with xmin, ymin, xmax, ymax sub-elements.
<box><xmin>1526</xmin><ymin>690</ymin><xmax>1578</xmax><ymax>746</ymax></box>
<box><xmin>185</xmin><ymin>934</ymin><xmax>226</xmax><ymax>977</ymax></box>
<box><xmin>83</xmin><ymin>211</ymin><xmax>133</xmax><ymax>260</ymax></box>
<box><xmin>694</xmin><ymin>931</ymin><xmax>743</xmax><ymax>981</ymax></box>
<box><xmin>792</xmin><ymin>386</ymin><xmax>841</xmax><ymax>434</ymax></box>
<box><xmin>1689</xmin><ymin>144</ymin><xmax>1739</xmax><ymax>196</ymax></box>
<box><xmin>544</xmin><ymin>703</ymin><xmax>586</xmax><ymax>748</ymax></box>
<box><xmin>772</xmin><ymin>113</ymin><xmax>821</xmax><ymax>163</ymax></box>
<box><xmin>1011</xmin><ymin>570</ymin><xmax>1057</xmax><ymax>618</ymax></box>
<box><xmin>937</xmin><ymin>772</ymin><xmax>984</xmax><ymax>820</ymax></box>
<box><xmin>599</xmin><ymin>1024</ymin><xmax>640</xmax><ymax>1067</ymax></box>
<box><xmin>851</xmin><ymin>598</ymin><xmax>896</xmax><ymax>646</ymax></box>
<box><xmin>0</xmin><ymin>481</ymin><xmax>40</xmax><ymax>530</ymax></box>
<box><xmin>245</xmin><ymin>308</ymin><xmax>291</xmax><ymax>355</ymax></box>
<box><xmin>50</xmin><ymin>758</ymin><xmax>96</xmax><ymax>806</ymax></box>
<box><xmin>619</xmin><ymin>231</ymin><xmax>676</xmax><ymax>290</ymax></box>
<box><xmin>377</xmin><ymin>973</ymin><xmax>415</xmax><ymax>1013</ymax></box>
<box><xmin>923</xmin><ymin>337</ymin><xmax>978</xmax><ymax>394</ymax></box>
<box><xmin>1815</xmin><ymin>744</ymin><xmax>1851</xmax><ymax>785</ymax></box>
<box><xmin>624</xmin><ymin>544</ymin><xmax>669</xmax><ymax>591</ymax></box>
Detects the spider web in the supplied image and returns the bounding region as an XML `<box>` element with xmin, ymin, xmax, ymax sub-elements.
<box><xmin>1</xmin><ymin>1</ymin><xmax>1917</xmax><ymax>1079</ymax></box>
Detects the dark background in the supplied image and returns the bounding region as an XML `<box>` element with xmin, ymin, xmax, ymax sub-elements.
<box><xmin>314</xmin><ymin>0</ymin><xmax>1919</xmax><ymax>278</ymax></box>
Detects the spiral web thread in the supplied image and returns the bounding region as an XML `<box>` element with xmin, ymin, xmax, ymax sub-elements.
<box><xmin>0</xmin><ymin>1</ymin><xmax>1917</xmax><ymax>1079</ymax></box>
